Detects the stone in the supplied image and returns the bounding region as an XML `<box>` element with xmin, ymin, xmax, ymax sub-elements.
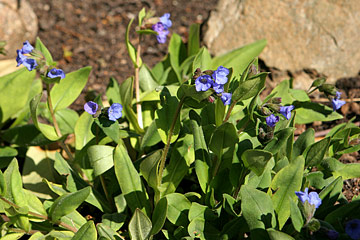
<box><xmin>204</xmin><ymin>0</ymin><xmax>360</xmax><ymax>86</ymax></box>
<box><xmin>0</xmin><ymin>0</ymin><xmax>38</xmax><ymax>59</ymax></box>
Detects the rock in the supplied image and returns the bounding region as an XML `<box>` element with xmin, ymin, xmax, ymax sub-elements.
<box><xmin>204</xmin><ymin>0</ymin><xmax>360</xmax><ymax>86</ymax></box>
<box><xmin>0</xmin><ymin>0</ymin><xmax>38</xmax><ymax>59</ymax></box>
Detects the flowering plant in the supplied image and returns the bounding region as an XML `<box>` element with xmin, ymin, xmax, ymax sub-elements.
<box><xmin>0</xmin><ymin>8</ymin><xmax>359</xmax><ymax>240</ymax></box>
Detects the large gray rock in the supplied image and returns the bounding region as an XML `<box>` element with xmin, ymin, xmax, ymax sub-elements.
<box><xmin>0</xmin><ymin>0</ymin><xmax>38</xmax><ymax>59</ymax></box>
<box><xmin>204</xmin><ymin>0</ymin><xmax>360</xmax><ymax>88</ymax></box>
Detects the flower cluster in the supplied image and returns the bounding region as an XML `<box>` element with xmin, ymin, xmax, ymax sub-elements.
<box><xmin>331</xmin><ymin>91</ymin><xmax>346</xmax><ymax>111</ymax></box>
<box><xmin>264</xmin><ymin>99</ymin><xmax>295</xmax><ymax>128</ymax></box>
<box><xmin>16</xmin><ymin>41</ymin><xmax>38</xmax><ymax>71</ymax></box>
<box><xmin>195</xmin><ymin>66</ymin><xmax>232</xmax><ymax>105</ymax></box>
<box><xmin>152</xmin><ymin>13</ymin><xmax>172</xmax><ymax>44</ymax></box>
<box><xmin>84</xmin><ymin>101</ymin><xmax>123</xmax><ymax>122</ymax></box>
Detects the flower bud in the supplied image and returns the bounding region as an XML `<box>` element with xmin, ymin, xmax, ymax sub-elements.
<box><xmin>319</xmin><ymin>84</ymin><xmax>337</xmax><ymax>95</ymax></box>
<box><xmin>270</xmin><ymin>97</ymin><xmax>282</xmax><ymax>104</ymax></box>
<box><xmin>307</xmin><ymin>218</ymin><xmax>321</xmax><ymax>232</ymax></box>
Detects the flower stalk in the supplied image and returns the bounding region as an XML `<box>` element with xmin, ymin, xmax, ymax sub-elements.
<box><xmin>134</xmin><ymin>35</ymin><xmax>143</xmax><ymax>129</ymax></box>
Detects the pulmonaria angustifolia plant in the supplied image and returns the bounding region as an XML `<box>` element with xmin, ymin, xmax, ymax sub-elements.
<box><xmin>0</xmin><ymin>7</ymin><xmax>359</xmax><ymax>240</ymax></box>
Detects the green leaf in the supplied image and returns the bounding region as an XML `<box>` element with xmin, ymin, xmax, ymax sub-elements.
<box><xmin>72</xmin><ymin>221</ymin><xmax>97</xmax><ymax>240</ymax></box>
<box><xmin>166</xmin><ymin>193</ymin><xmax>191</xmax><ymax>226</ymax></box>
<box><xmin>55</xmin><ymin>108</ymin><xmax>79</xmax><ymax>135</ymax></box>
<box><xmin>49</xmin><ymin>186</ymin><xmax>91</xmax><ymax>221</ymax></box>
<box><xmin>50</xmin><ymin>66</ymin><xmax>91</xmax><ymax>112</ymax></box>
<box><xmin>140</xmin><ymin>150</ymin><xmax>162</xmax><ymax>190</ymax></box>
<box><xmin>155</xmin><ymin>88</ymin><xmax>180</xmax><ymax>144</ymax></box>
<box><xmin>192</xmin><ymin>47</ymin><xmax>212</xmax><ymax>72</ymax></box>
<box><xmin>1</xmin><ymin>233</ymin><xmax>25</xmax><ymax>240</ymax></box>
<box><xmin>232</xmin><ymin>72</ymin><xmax>267</xmax><ymax>102</ymax></box>
<box><xmin>24</xmin><ymin>189</ymin><xmax>47</xmax><ymax>221</ymax></box>
<box><xmin>211</xmin><ymin>39</ymin><xmax>267</xmax><ymax>78</ymax></box>
<box><xmin>151</xmin><ymin>197</ymin><xmax>168</xmax><ymax>235</ymax></box>
<box><xmin>35</xmin><ymin>37</ymin><xmax>54</xmax><ymax>65</ymax></box>
<box><xmin>188</xmin><ymin>202</ymin><xmax>218</xmax><ymax>222</ymax></box>
<box><xmin>0</xmin><ymin>68</ymin><xmax>36</xmax><ymax>124</ymax></box>
<box><xmin>169</xmin><ymin>33</ymin><xmax>186</xmax><ymax>83</ymax></box>
<box><xmin>188</xmin><ymin>24</ymin><xmax>200</xmax><ymax>56</ymax></box>
<box><xmin>140</xmin><ymin>120</ymin><xmax>161</xmax><ymax>150</ymax></box>
<box><xmin>87</xmin><ymin>145</ymin><xmax>114</xmax><ymax>177</ymax></box>
<box><xmin>97</xmin><ymin>223</ymin><xmax>122</xmax><ymax>240</ymax></box>
<box><xmin>289</xmin><ymin>198</ymin><xmax>303</xmax><ymax>232</ymax></box>
<box><xmin>264</xmin><ymin>128</ymin><xmax>294</xmax><ymax>155</ymax></box>
<box><xmin>136</xmin><ymin>29</ymin><xmax>158</xmax><ymax>35</ymax></box>
<box><xmin>177</xmin><ymin>84</ymin><xmax>213</xmax><ymax>104</ymax></box>
<box><xmin>305</xmin><ymin>137</ymin><xmax>331</xmax><ymax>167</ymax></box>
<box><xmin>292</xmin><ymin>128</ymin><xmax>314</xmax><ymax>160</ymax></box>
<box><xmin>102</xmin><ymin>213</ymin><xmax>126</xmax><ymax>231</ymax></box>
<box><xmin>120</xmin><ymin>76</ymin><xmax>134</xmax><ymax>107</ymax></box>
<box><xmin>0</xmin><ymin>170</ymin><xmax>6</xmax><ymax>196</ymax></box>
<box><xmin>3</xmin><ymin>159</ymin><xmax>30</xmax><ymax>231</ymax></box>
<box><xmin>94</xmin><ymin>117</ymin><xmax>120</xmax><ymax>143</ymax></box>
<box><xmin>0</xmin><ymin>147</ymin><xmax>17</xmax><ymax>158</ymax></box>
<box><xmin>240</xmin><ymin>185</ymin><xmax>276</xmax><ymax>230</ymax></box>
<box><xmin>138</xmin><ymin>8</ymin><xmax>146</xmax><ymax>26</ymax></box>
<box><xmin>267</xmin><ymin>229</ymin><xmax>295</xmax><ymax>240</ymax></box>
<box><xmin>241</xmin><ymin>149</ymin><xmax>272</xmax><ymax>176</ymax></box>
<box><xmin>270</xmin><ymin>156</ymin><xmax>304</xmax><ymax>229</ymax></box>
<box><xmin>294</xmin><ymin>102</ymin><xmax>343</xmax><ymax>124</ymax></box>
<box><xmin>129</xmin><ymin>208</ymin><xmax>152</xmax><ymax>240</ymax></box>
<box><xmin>114</xmin><ymin>144</ymin><xmax>150</xmax><ymax>215</ymax></box>
<box><xmin>106</xmin><ymin>77</ymin><xmax>121</xmax><ymax>105</ymax></box>
<box><xmin>126</xmin><ymin>18</ymin><xmax>141</xmax><ymax>67</ymax></box>
<box><xmin>209</xmin><ymin>122</ymin><xmax>238</xmax><ymax>158</ymax></box>
<box><xmin>75</xmin><ymin>112</ymin><xmax>95</xmax><ymax>150</ymax></box>
<box><xmin>325</xmin><ymin>200</ymin><xmax>360</xmax><ymax>230</ymax></box>
<box><xmin>139</xmin><ymin>64</ymin><xmax>159</xmax><ymax>92</ymax></box>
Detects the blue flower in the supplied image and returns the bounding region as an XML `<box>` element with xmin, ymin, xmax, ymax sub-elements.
<box><xmin>108</xmin><ymin>103</ymin><xmax>123</xmax><ymax>121</ymax></box>
<box><xmin>16</xmin><ymin>41</ymin><xmax>38</xmax><ymax>71</ymax></box>
<box><xmin>160</xmin><ymin>13</ymin><xmax>172</xmax><ymax>29</ymax></box>
<box><xmin>152</xmin><ymin>22</ymin><xmax>169</xmax><ymax>44</ymax></box>
<box><xmin>295</xmin><ymin>188</ymin><xmax>322</xmax><ymax>209</ymax></box>
<box><xmin>331</xmin><ymin>91</ymin><xmax>345</xmax><ymax>111</ymax></box>
<box><xmin>195</xmin><ymin>75</ymin><xmax>213</xmax><ymax>92</ymax></box>
<box><xmin>48</xmin><ymin>68</ymin><xmax>66</xmax><ymax>79</ymax></box>
<box><xmin>84</xmin><ymin>101</ymin><xmax>98</xmax><ymax>115</ymax></box>
<box><xmin>212</xmin><ymin>82</ymin><xmax>224</xmax><ymax>93</ymax></box>
<box><xmin>266</xmin><ymin>114</ymin><xmax>279</xmax><ymax>128</ymax></box>
<box><xmin>346</xmin><ymin>219</ymin><xmax>360</xmax><ymax>240</ymax></box>
<box><xmin>280</xmin><ymin>105</ymin><xmax>294</xmax><ymax>120</ymax></box>
<box><xmin>221</xmin><ymin>93</ymin><xmax>232</xmax><ymax>105</ymax></box>
<box><xmin>326</xmin><ymin>230</ymin><xmax>339</xmax><ymax>240</ymax></box>
<box><xmin>212</xmin><ymin>66</ymin><xmax>229</xmax><ymax>85</ymax></box>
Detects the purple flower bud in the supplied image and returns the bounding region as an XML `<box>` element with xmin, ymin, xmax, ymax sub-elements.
<box><xmin>295</xmin><ymin>188</ymin><xmax>322</xmax><ymax>208</ymax></box>
<box><xmin>279</xmin><ymin>105</ymin><xmax>294</xmax><ymax>120</ymax></box>
<box><xmin>212</xmin><ymin>82</ymin><xmax>224</xmax><ymax>94</ymax></box>
<box><xmin>266</xmin><ymin>114</ymin><xmax>279</xmax><ymax>128</ymax></box>
<box><xmin>160</xmin><ymin>13</ymin><xmax>172</xmax><ymax>29</ymax></box>
<box><xmin>152</xmin><ymin>22</ymin><xmax>169</xmax><ymax>44</ymax></box>
<box><xmin>326</xmin><ymin>230</ymin><xmax>339</xmax><ymax>240</ymax></box>
<box><xmin>108</xmin><ymin>103</ymin><xmax>123</xmax><ymax>121</ymax></box>
<box><xmin>221</xmin><ymin>92</ymin><xmax>232</xmax><ymax>105</ymax></box>
<box><xmin>195</xmin><ymin>75</ymin><xmax>213</xmax><ymax>92</ymax></box>
<box><xmin>84</xmin><ymin>101</ymin><xmax>98</xmax><ymax>115</ymax></box>
<box><xmin>47</xmin><ymin>68</ymin><xmax>66</xmax><ymax>79</ymax></box>
<box><xmin>212</xmin><ymin>66</ymin><xmax>230</xmax><ymax>85</ymax></box>
<box><xmin>346</xmin><ymin>219</ymin><xmax>360</xmax><ymax>240</ymax></box>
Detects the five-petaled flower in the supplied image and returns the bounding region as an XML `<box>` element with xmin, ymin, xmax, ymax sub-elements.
<box><xmin>16</xmin><ymin>41</ymin><xmax>38</xmax><ymax>71</ymax></box>
<box><xmin>345</xmin><ymin>219</ymin><xmax>360</xmax><ymax>240</ymax></box>
<box><xmin>331</xmin><ymin>91</ymin><xmax>346</xmax><ymax>111</ymax></box>
<box><xmin>108</xmin><ymin>103</ymin><xmax>123</xmax><ymax>121</ymax></box>
<box><xmin>295</xmin><ymin>188</ymin><xmax>322</xmax><ymax>209</ymax></box>
<box><xmin>195</xmin><ymin>75</ymin><xmax>213</xmax><ymax>92</ymax></box>
<box><xmin>280</xmin><ymin>105</ymin><xmax>295</xmax><ymax>120</ymax></box>
<box><xmin>221</xmin><ymin>93</ymin><xmax>232</xmax><ymax>105</ymax></box>
<box><xmin>266</xmin><ymin>114</ymin><xmax>279</xmax><ymax>128</ymax></box>
<box><xmin>48</xmin><ymin>68</ymin><xmax>66</xmax><ymax>79</ymax></box>
<box><xmin>212</xmin><ymin>65</ymin><xmax>230</xmax><ymax>85</ymax></box>
<box><xmin>84</xmin><ymin>101</ymin><xmax>98</xmax><ymax>115</ymax></box>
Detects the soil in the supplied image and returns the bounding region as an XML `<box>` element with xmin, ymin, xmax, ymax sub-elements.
<box><xmin>27</xmin><ymin>0</ymin><xmax>359</xmax><ymax>201</ymax></box>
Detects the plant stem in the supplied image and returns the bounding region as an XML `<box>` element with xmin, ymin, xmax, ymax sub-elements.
<box><xmin>223</xmin><ymin>101</ymin><xmax>237</xmax><ymax>123</ymax></box>
<box><xmin>134</xmin><ymin>36</ymin><xmax>143</xmax><ymax>129</ymax></box>
<box><xmin>157</xmin><ymin>97</ymin><xmax>185</xmax><ymax>189</ymax></box>
<box><xmin>0</xmin><ymin>197</ymin><xmax>78</xmax><ymax>233</ymax></box>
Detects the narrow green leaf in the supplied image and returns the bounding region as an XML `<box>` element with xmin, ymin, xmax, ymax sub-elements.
<box><xmin>292</xmin><ymin>128</ymin><xmax>314</xmax><ymax>160</ymax></box>
<box><xmin>72</xmin><ymin>221</ymin><xmax>97</xmax><ymax>240</ymax></box>
<box><xmin>49</xmin><ymin>186</ymin><xmax>91</xmax><ymax>221</ymax></box>
<box><xmin>192</xmin><ymin>47</ymin><xmax>212</xmax><ymax>72</ymax></box>
<box><xmin>75</xmin><ymin>112</ymin><xmax>95</xmax><ymax>150</ymax></box>
<box><xmin>187</xmin><ymin>23</ymin><xmax>200</xmax><ymax>56</ymax></box>
<box><xmin>305</xmin><ymin>137</ymin><xmax>331</xmax><ymax>167</ymax></box>
<box><xmin>97</xmin><ymin>223</ymin><xmax>122</xmax><ymax>240</ymax></box>
<box><xmin>94</xmin><ymin>117</ymin><xmax>120</xmax><ymax>143</ymax></box>
<box><xmin>140</xmin><ymin>120</ymin><xmax>161</xmax><ymax>150</ymax></box>
<box><xmin>240</xmin><ymin>185</ymin><xmax>276</xmax><ymax>230</ymax></box>
<box><xmin>289</xmin><ymin>198</ymin><xmax>303</xmax><ymax>232</ymax></box>
<box><xmin>232</xmin><ymin>72</ymin><xmax>267</xmax><ymax>102</ymax></box>
<box><xmin>151</xmin><ymin>197</ymin><xmax>168</xmax><ymax>235</ymax></box>
<box><xmin>114</xmin><ymin>144</ymin><xmax>150</xmax><ymax>215</ymax></box>
<box><xmin>35</xmin><ymin>37</ymin><xmax>54</xmax><ymax>65</ymax></box>
<box><xmin>166</xmin><ymin>193</ymin><xmax>191</xmax><ymax>226</ymax></box>
<box><xmin>138</xmin><ymin>8</ymin><xmax>146</xmax><ymax>26</ymax></box>
<box><xmin>129</xmin><ymin>208</ymin><xmax>152</xmax><ymax>240</ymax></box>
<box><xmin>209</xmin><ymin>122</ymin><xmax>238</xmax><ymax>158</ymax></box>
<box><xmin>126</xmin><ymin>18</ymin><xmax>141</xmax><ymax>67</ymax></box>
<box><xmin>241</xmin><ymin>149</ymin><xmax>272</xmax><ymax>176</ymax></box>
<box><xmin>169</xmin><ymin>33</ymin><xmax>186</xmax><ymax>83</ymax></box>
<box><xmin>0</xmin><ymin>170</ymin><xmax>6</xmax><ymax>196</ymax></box>
<box><xmin>270</xmin><ymin>156</ymin><xmax>304</xmax><ymax>229</ymax></box>
<box><xmin>50</xmin><ymin>66</ymin><xmax>91</xmax><ymax>112</ymax></box>
<box><xmin>139</xmin><ymin>64</ymin><xmax>159</xmax><ymax>92</ymax></box>
<box><xmin>102</xmin><ymin>213</ymin><xmax>126</xmax><ymax>231</ymax></box>
<box><xmin>267</xmin><ymin>229</ymin><xmax>295</xmax><ymax>240</ymax></box>
<box><xmin>55</xmin><ymin>108</ymin><xmax>79</xmax><ymax>135</ymax></box>
<box><xmin>87</xmin><ymin>145</ymin><xmax>114</xmax><ymax>177</ymax></box>
<box><xmin>140</xmin><ymin>150</ymin><xmax>162</xmax><ymax>190</ymax></box>
<box><xmin>264</xmin><ymin>128</ymin><xmax>294</xmax><ymax>155</ymax></box>
<box><xmin>106</xmin><ymin>77</ymin><xmax>121</xmax><ymax>105</ymax></box>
